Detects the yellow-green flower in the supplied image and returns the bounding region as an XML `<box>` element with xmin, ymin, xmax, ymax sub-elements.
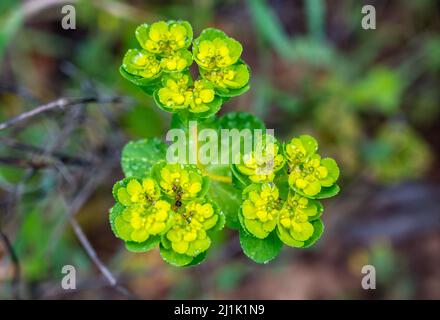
<box><xmin>285</xmin><ymin>135</ymin><xmax>318</xmax><ymax>166</ymax></box>
<box><xmin>116</xmin><ymin>178</ymin><xmax>161</xmax><ymax>206</ymax></box>
<box><xmin>166</xmin><ymin>200</ymin><xmax>218</xmax><ymax>256</ymax></box>
<box><xmin>136</xmin><ymin>21</ymin><xmax>193</xmax><ymax>55</ymax></box>
<box><xmin>277</xmin><ymin>193</ymin><xmax>321</xmax><ymax>247</ymax></box>
<box><xmin>236</xmin><ymin>136</ymin><xmax>284</xmax><ymax>183</ymax></box>
<box><xmin>193</xmin><ymin>28</ymin><xmax>242</xmax><ymax>70</ymax></box>
<box><xmin>201</xmin><ymin>63</ymin><xmax>250</xmax><ymax>90</ymax></box>
<box><xmin>113</xmin><ymin>177</ymin><xmax>173</xmax><ymax>243</ymax></box>
<box><xmin>156</xmin><ymin>74</ymin><xmax>218</xmax><ymax>113</ymax></box>
<box><xmin>122</xmin><ymin>49</ymin><xmax>161</xmax><ymax>79</ymax></box>
<box><xmin>114</xmin><ymin>200</ymin><xmax>173</xmax><ymax>242</ymax></box>
<box><xmin>188</xmin><ymin>80</ymin><xmax>215</xmax><ymax>113</ymax></box>
<box><xmin>157</xmin><ymin>163</ymin><xmax>204</xmax><ymax>200</ymax></box>
<box><xmin>157</xmin><ymin>73</ymin><xmax>192</xmax><ymax>110</ymax></box>
<box><xmin>160</xmin><ymin>50</ymin><xmax>192</xmax><ymax>72</ymax></box>
<box><xmin>288</xmin><ymin>154</ymin><xmax>339</xmax><ymax>197</ymax></box>
<box><xmin>241</xmin><ymin>183</ymin><xmax>281</xmax><ymax>239</ymax></box>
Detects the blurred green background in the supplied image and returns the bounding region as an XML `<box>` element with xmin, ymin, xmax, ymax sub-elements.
<box><xmin>0</xmin><ymin>0</ymin><xmax>439</xmax><ymax>299</ymax></box>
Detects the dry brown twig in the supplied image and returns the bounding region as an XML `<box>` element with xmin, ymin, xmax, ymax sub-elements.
<box><xmin>58</xmin><ymin>147</ymin><xmax>138</xmax><ymax>299</ymax></box>
<box><xmin>0</xmin><ymin>136</ymin><xmax>93</xmax><ymax>167</ymax></box>
<box><xmin>68</xmin><ymin>218</ymin><xmax>137</xmax><ymax>299</ymax></box>
<box><xmin>0</xmin><ymin>96</ymin><xmax>123</xmax><ymax>131</ymax></box>
<box><xmin>0</xmin><ymin>94</ymin><xmax>137</xmax><ymax>299</ymax></box>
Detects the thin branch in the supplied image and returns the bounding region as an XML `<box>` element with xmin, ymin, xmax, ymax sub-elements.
<box><xmin>68</xmin><ymin>218</ymin><xmax>116</xmax><ymax>286</ymax></box>
<box><xmin>0</xmin><ymin>136</ymin><xmax>93</xmax><ymax>167</ymax></box>
<box><xmin>0</xmin><ymin>229</ymin><xmax>21</xmax><ymax>299</ymax></box>
<box><xmin>20</xmin><ymin>0</ymin><xmax>156</xmax><ymax>23</ymax></box>
<box><xmin>58</xmin><ymin>144</ymin><xmax>136</xmax><ymax>299</ymax></box>
<box><xmin>68</xmin><ymin>217</ymin><xmax>136</xmax><ymax>299</ymax></box>
<box><xmin>1</xmin><ymin>91</ymin><xmax>132</xmax><ymax>298</ymax></box>
<box><xmin>0</xmin><ymin>96</ymin><xmax>123</xmax><ymax>130</ymax></box>
<box><xmin>0</xmin><ymin>157</ymin><xmax>89</xmax><ymax>169</ymax></box>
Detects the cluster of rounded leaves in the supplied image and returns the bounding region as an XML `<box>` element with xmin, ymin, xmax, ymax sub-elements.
<box><xmin>120</xmin><ymin>20</ymin><xmax>250</xmax><ymax>119</ymax></box>
<box><xmin>232</xmin><ymin>135</ymin><xmax>340</xmax><ymax>249</ymax></box>
<box><xmin>111</xmin><ymin>20</ymin><xmax>340</xmax><ymax>266</ymax></box>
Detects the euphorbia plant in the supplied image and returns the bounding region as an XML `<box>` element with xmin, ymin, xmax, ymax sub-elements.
<box><xmin>110</xmin><ymin>20</ymin><xmax>340</xmax><ymax>266</ymax></box>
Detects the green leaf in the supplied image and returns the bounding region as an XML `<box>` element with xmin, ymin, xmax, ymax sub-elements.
<box><xmin>184</xmin><ymin>251</ymin><xmax>207</xmax><ymax>267</ymax></box>
<box><xmin>314</xmin><ymin>184</ymin><xmax>340</xmax><ymax>199</ymax></box>
<box><xmin>187</xmin><ymin>96</ymin><xmax>223</xmax><ymax>119</ymax></box>
<box><xmin>153</xmin><ymin>89</ymin><xmax>182</xmax><ymax>114</ymax></box>
<box><xmin>246</xmin><ymin>0</ymin><xmax>293</xmax><ymax>60</ymax></box>
<box><xmin>217</xmin><ymin>111</ymin><xmax>266</xmax><ymax>131</ymax></box>
<box><xmin>122</xmin><ymin>48</ymin><xmax>161</xmax><ymax>78</ymax></box>
<box><xmin>198</xmin><ymin>176</ymin><xmax>211</xmax><ymax>200</ymax></box>
<box><xmin>292</xmin><ymin>183</ymin><xmax>340</xmax><ymax>200</ymax></box>
<box><xmin>170</xmin><ymin>112</ymin><xmax>219</xmax><ymax>131</ymax></box>
<box><xmin>195</xmin><ymin>27</ymin><xmax>228</xmax><ymax>42</ymax></box>
<box><xmin>307</xmin><ymin>200</ymin><xmax>324</xmax><ymax>221</ymax></box>
<box><xmin>121</xmin><ymin>138</ymin><xmax>167</xmax><ymax>178</ymax></box>
<box><xmin>112</xmin><ymin>177</ymin><xmax>137</xmax><ymax>202</ymax></box>
<box><xmin>237</xmin><ymin>208</ymin><xmax>248</xmax><ymax>233</ymax></box>
<box><xmin>0</xmin><ymin>8</ymin><xmax>23</xmax><ymax>58</ymax></box>
<box><xmin>159</xmin><ymin>244</ymin><xmax>194</xmax><ymax>267</ymax></box>
<box><xmin>161</xmin><ymin>234</ymin><xmax>171</xmax><ymax>250</ymax></box>
<box><xmin>276</xmin><ymin>225</ymin><xmax>304</xmax><ymax>248</ymax></box>
<box><xmin>211</xmin><ymin>208</ymin><xmax>226</xmax><ymax>232</ymax></box>
<box><xmin>209</xmin><ymin>181</ymin><xmax>241</xmax><ymax>229</ymax></box>
<box><xmin>119</xmin><ymin>66</ymin><xmax>161</xmax><ymax>95</ymax></box>
<box><xmin>277</xmin><ymin>219</ymin><xmax>324</xmax><ymax>248</ymax></box>
<box><xmin>205</xmin><ymin>165</ymin><xmax>241</xmax><ymax>229</ymax></box>
<box><xmin>305</xmin><ymin>0</ymin><xmax>325</xmax><ymax>40</ymax></box>
<box><xmin>230</xmin><ymin>164</ymin><xmax>249</xmax><ymax>190</ymax></box>
<box><xmin>302</xmin><ymin>219</ymin><xmax>324</xmax><ymax>248</ymax></box>
<box><xmin>239</xmin><ymin>228</ymin><xmax>283</xmax><ymax>264</ymax></box>
<box><xmin>216</xmin><ymin>84</ymin><xmax>250</xmax><ymax>98</ymax></box>
<box><xmin>247</xmin><ymin>0</ymin><xmax>338</xmax><ymax>67</ymax></box>
<box><xmin>170</xmin><ymin>112</ymin><xmax>186</xmax><ymax>130</ymax></box>
<box><xmin>109</xmin><ymin>203</ymin><xmax>124</xmax><ymax>239</ymax></box>
<box><xmin>217</xmin><ymin>112</ymin><xmax>266</xmax><ymax>171</ymax></box>
<box><xmin>274</xmin><ymin>170</ymin><xmax>289</xmax><ymax>200</ymax></box>
<box><xmin>125</xmin><ymin>235</ymin><xmax>161</xmax><ymax>253</ymax></box>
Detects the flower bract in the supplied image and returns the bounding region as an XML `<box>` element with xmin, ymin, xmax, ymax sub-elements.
<box><xmin>165</xmin><ymin>200</ymin><xmax>219</xmax><ymax>256</ymax></box>
<box><xmin>241</xmin><ymin>183</ymin><xmax>281</xmax><ymax>239</ymax></box>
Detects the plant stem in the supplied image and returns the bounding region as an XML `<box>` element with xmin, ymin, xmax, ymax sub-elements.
<box><xmin>203</xmin><ymin>171</ymin><xmax>232</xmax><ymax>183</ymax></box>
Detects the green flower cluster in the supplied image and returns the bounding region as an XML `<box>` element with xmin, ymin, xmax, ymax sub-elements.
<box><xmin>110</xmin><ymin>161</ymin><xmax>224</xmax><ymax>266</ymax></box>
<box><xmin>286</xmin><ymin>135</ymin><xmax>340</xmax><ymax>197</ymax></box>
<box><xmin>123</xmin><ymin>21</ymin><xmax>193</xmax><ymax>78</ymax></box>
<box><xmin>114</xmin><ymin>21</ymin><xmax>342</xmax><ymax>266</ymax></box>
<box><xmin>121</xmin><ymin>20</ymin><xmax>250</xmax><ymax>119</ymax></box>
<box><xmin>234</xmin><ymin>135</ymin><xmax>339</xmax><ymax>249</ymax></box>
<box><xmin>235</xmin><ymin>134</ymin><xmax>285</xmax><ymax>183</ymax></box>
